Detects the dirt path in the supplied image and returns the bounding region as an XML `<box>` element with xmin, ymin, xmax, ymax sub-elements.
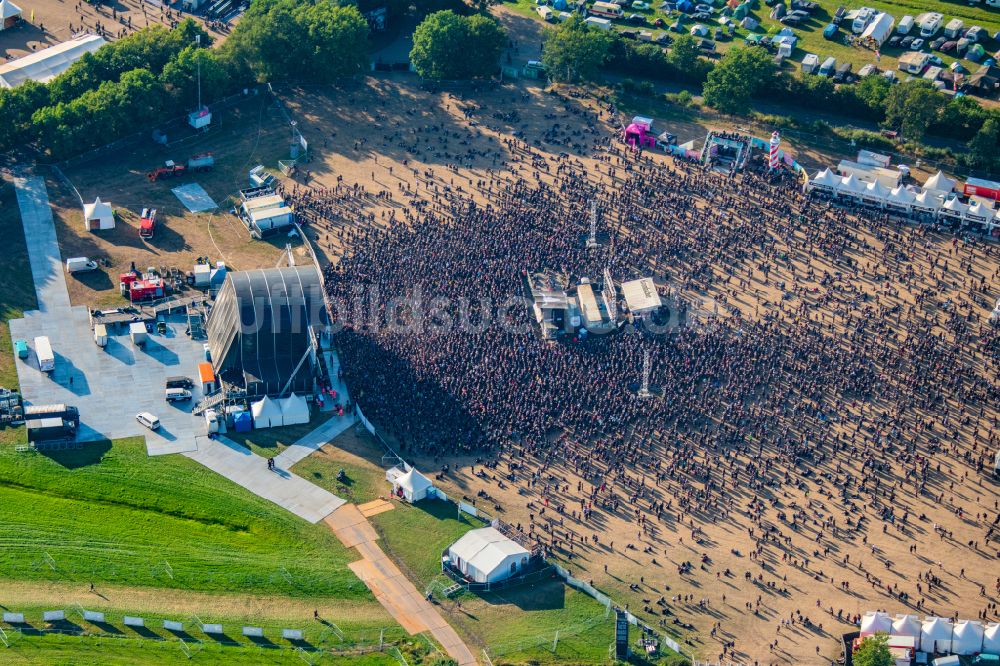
<box><xmin>325</xmin><ymin>504</ymin><xmax>479</xmax><ymax>666</ymax></box>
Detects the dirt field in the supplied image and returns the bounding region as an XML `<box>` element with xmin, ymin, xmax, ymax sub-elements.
<box><xmin>53</xmin><ymin>95</ymin><xmax>308</xmax><ymax>308</ymax></box>
<box><xmin>0</xmin><ymin>0</ymin><xmax>229</xmax><ymax>67</ymax></box>
<box><xmin>265</xmin><ymin>77</ymin><xmax>1000</xmax><ymax>666</ymax></box>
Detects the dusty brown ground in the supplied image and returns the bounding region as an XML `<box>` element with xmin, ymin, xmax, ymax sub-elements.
<box><xmin>52</xmin><ymin>95</ymin><xmax>307</xmax><ymax>308</ymax></box>
<box><xmin>268</xmin><ymin>78</ymin><xmax>1000</xmax><ymax>666</ymax></box>
<box><xmin>0</xmin><ymin>0</ymin><xmax>228</xmax><ymax>66</ymax></box>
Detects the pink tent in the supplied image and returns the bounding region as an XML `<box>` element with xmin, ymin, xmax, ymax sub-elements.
<box><xmin>624</xmin><ymin>123</ymin><xmax>656</xmax><ymax>149</ymax></box>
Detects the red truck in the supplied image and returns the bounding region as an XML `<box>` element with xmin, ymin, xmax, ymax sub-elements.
<box><xmin>139</xmin><ymin>208</ymin><xmax>156</xmax><ymax>239</ymax></box>
<box><xmin>119</xmin><ymin>272</ymin><xmax>165</xmax><ymax>301</ymax></box>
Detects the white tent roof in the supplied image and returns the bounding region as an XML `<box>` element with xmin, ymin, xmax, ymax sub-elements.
<box><xmin>913</xmin><ymin>190</ymin><xmax>942</xmax><ymax>210</ymax></box>
<box><xmin>942</xmin><ymin>197</ymin><xmax>968</xmax><ymax>214</ymax></box>
<box><xmin>838</xmin><ymin>173</ymin><xmax>865</xmax><ymax>194</ymax></box>
<box><xmin>864</xmin><ymin>179</ymin><xmax>890</xmax><ymax>199</ymax></box>
<box><xmin>397</xmin><ymin>467</ymin><xmax>434</xmax><ymax>495</ymax></box>
<box><xmin>83</xmin><ymin>197</ymin><xmax>113</xmax><ymax>220</ymax></box>
<box><xmin>891</xmin><ymin>614</ymin><xmax>922</xmax><ymax>639</ymax></box>
<box><xmin>889</xmin><ymin>185</ymin><xmax>917</xmax><ymax>204</ymax></box>
<box><xmin>984</xmin><ymin>622</ymin><xmax>1000</xmax><ymax>652</ymax></box>
<box><xmin>251</xmin><ymin>395</ymin><xmax>282</xmax><ymax>422</ymax></box>
<box><xmin>966</xmin><ymin>200</ymin><xmax>992</xmax><ymax>220</ymax></box>
<box><xmin>861</xmin><ymin>611</ymin><xmax>893</xmax><ymax>637</ymax></box>
<box><xmin>921</xmin><ymin>617</ymin><xmax>954</xmax><ymax>650</ymax></box>
<box><xmin>861</xmin><ymin>12</ymin><xmax>895</xmax><ymax>44</ymax></box>
<box><xmin>276</xmin><ymin>392</ymin><xmax>309</xmax><ymax>423</ymax></box>
<box><xmin>924</xmin><ymin>170</ymin><xmax>956</xmax><ymax>193</ymax></box>
<box><xmin>450</xmin><ymin>527</ymin><xmax>529</xmax><ymax>575</ymax></box>
<box><xmin>952</xmin><ymin>620</ymin><xmax>984</xmax><ymax>655</ymax></box>
<box><xmin>0</xmin><ymin>34</ymin><xmax>106</xmax><ymax>88</ymax></box>
<box><xmin>811</xmin><ymin>168</ymin><xmax>839</xmax><ymax>188</ymax></box>
<box><xmin>0</xmin><ymin>0</ymin><xmax>22</xmax><ymax>20</ymax></box>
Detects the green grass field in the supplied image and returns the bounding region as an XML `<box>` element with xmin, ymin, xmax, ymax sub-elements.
<box><xmin>291</xmin><ymin>434</ymin><xmax>388</xmax><ymax>506</ymax></box>
<box><xmin>229</xmin><ymin>412</ymin><xmax>330</xmax><ymax>459</ymax></box>
<box><xmin>0</xmin><ymin>437</ymin><xmax>367</xmax><ymax>598</ymax></box>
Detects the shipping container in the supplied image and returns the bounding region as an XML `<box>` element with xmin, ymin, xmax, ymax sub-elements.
<box><xmin>130</xmin><ymin>322</ymin><xmax>148</xmax><ymax>346</ymax></box>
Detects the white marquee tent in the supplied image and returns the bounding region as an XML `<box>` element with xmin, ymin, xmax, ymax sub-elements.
<box><xmin>862</xmin><ymin>179</ymin><xmax>890</xmax><ymax>207</ymax></box>
<box><xmin>885</xmin><ymin>186</ymin><xmax>916</xmax><ymax>213</ymax></box>
<box><xmin>808</xmin><ymin>168</ymin><xmax>839</xmax><ymax>193</ymax></box>
<box><xmin>940</xmin><ymin>196</ymin><xmax>968</xmax><ymax>222</ymax></box>
<box><xmin>276</xmin><ymin>393</ymin><xmax>309</xmax><ymax>426</ymax></box>
<box><xmin>921</xmin><ymin>617</ymin><xmax>954</xmax><ymax>654</ymax></box>
<box><xmin>447</xmin><ymin>527</ymin><xmax>530</xmax><ymax>584</ymax></box>
<box><xmin>83</xmin><ymin>197</ymin><xmax>114</xmax><ymax>231</ymax></box>
<box><xmin>923</xmin><ymin>170</ymin><xmax>957</xmax><ymax>196</ymax></box>
<box><xmin>0</xmin><ymin>34</ymin><xmax>106</xmax><ymax>88</ymax></box>
<box><xmin>984</xmin><ymin>622</ymin><xmax>1000</xmax><ymax>653</ymax></box>
<box><xmin>912</xmin><ymin>190</ymin><xmax>942</xmax><ymax>215</ymax></box>
<box><xmin>837</xmin><ymin>174</ymin><xmax>866</xmax><ymax>200</ymax></box>
<box><xmin>965</xmin><ymin>200</ymin><xmax>993</xmax><ymax>226</ymax></box>
<box><xmin>392</xmin><ymin>467</ymin><xmax>434</xmax><ymax>503</ymax></box>
<box><xmin>952</xmin><ymin>620</ymin><xmax>984</xmax><ymax>655</ymax></box>
<box><xmin>892</xmin><ymin>615</ymin><xmax>922</xmax><ymax>648</ymax></box>
<box><xmin>0</xmin><ymin>0</ymin><xmax>22</xmax><ymax>29</ymax></box>
<box><xmin>251</xmin><ymin>395</ymin><xmax>283</xmax><ymax>428</ymax></box>
<box><xmin>860</xmin><ymin>611</ymin><xmax>893</xmax><ymax>637</ymax></box>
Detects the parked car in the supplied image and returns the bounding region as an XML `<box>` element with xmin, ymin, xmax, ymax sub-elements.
<box><xmin>832</xmin><ymin>4</ymin><xmax>846</xmax><ymax>25</ymax></box>
<box><xmin>780</xmin><ymin>15</ymin><xmax>801</xmax><ymax>25</ymax></box>
<box><xmin>136</xmin><ymin>412</ymin><xmax>160</xmax><ymax>431</ymax></box>
<box><xmin>694</xmin><ymin>3</ymin><xmax>712</xmax><ymax>11</ymax></box>
<box><xmin>627</xmin><ymin>13</ymin><xmax>646</xmax><ymax>23</ymax></box>
<box><xmin>911</xmin><ymin>38</ymin><xmax>924</xmax><ymax>50</ymax></box>
<box><xmin>940</xmin><ymin>40</ymin><xmax>957</xmax><ymax>52</ymax></box>
<box><xmin>930</xmin><ymin>36</ymin><xmax>946</xmax><ymax>50</ymax></box>
<box><xmin>900</xmin><ymin>35</ymin><xmax>915</xmax><ymax>48</ymax></box>
<box><xmin>791</xmin><ymin>0</ymin><xmax>817</xmax><ymax>10</ymax></box>
<box><xmin>632</xmin><ymin>0</ymin><xmax>650</xmax><ymax>7</ymax></box>
<box><xmin>887</xmin><ymin>36</ymin><xmax>902</xmax><ymax>47</ymax></box>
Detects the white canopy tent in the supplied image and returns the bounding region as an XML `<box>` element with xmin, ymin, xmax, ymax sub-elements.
<box><xmin>0</xmin><ymin>0</ymin><xmax>22</xmax><ymax>29</ymax></box>
<box><xmin>808</xmin><ymin>168</ymin><xmax>839</xmax><ymax>193</ymax></box>
<box><xmin>276</xmin><ymin>393</ymin><xmax>309</xmax><ymax>426</ymax></box>
<box><xmin>862</xmin><ymin>180</ymin><xmax>889</xmax><ymax>207</ymax></box>
<box><xmin>892</xmin><ymin>615</ymin><xmax>922</xmax><ymax>649</ymax></box>
<box><xmin>940</xmin><ymin>196</ymin><xmax>968</xmax><ymax>222</ymax></box>
<box><xmin>860</xmin><ymin>12</ymin><xmax>895</xmax><ymax>45</ymax></box>
<box><xmin>965</xmin><ymin>200</ymin><xmax>993</xmax><ymax>226</ymax></box>
<box><xmin>921</xmin><ymin>617</ymin><xmax>954</xmax><ymax>654</ymax></box>
<box><xmin>923</xmin><ymin>170</ymin><xmax>956</xmax><ymax>196</ymax></box>
<box><xmin>447</xmin><ymin>527</ymin><xmax>530</xmax><ymax>584</ymax></box>
<box><xmin>952</xmin><ymin>620</ymin><xmax>984</xmax><ymax>655</ymax></box>
<box><xmin>860</xmin><ymin>611</ymin><xmax>893</xmax><ymax>637</ymax></box>
<box><xmin>836</xmin><ymin>174</ymin><xmax>865</xmax><ymax>200</ymax></box>
<box><xmin>0</xmin><ymin>34</ymin><xmax>106</xmax><ymax>88</ymax></box>
<box><xmin>393</xmin><ymin>467</ymin><xmax>434</xmax><ymax>502</ymax></box>
<box><xmin>886</xmin><ymin>186</ymin><xmax>916</xmax><ymax>213</ymax></box>
<box><xmin>912</xmin><ymin>190</ymin><xmax>942</xmax><ymax>215</ymax></box>
<box><xmin>983</xmin><ymin>622</ymin><xmax>1000</xmax><ymax>653</ymax></box>
<box><xmin>83</xmin><ymin>197</ymin><xmax>114</xmax><ymax>231</ymax></box>
<box><xmin>251</xmin><ymin>395</ymin><xmax>283</xmax><ymax>428</ymax></box>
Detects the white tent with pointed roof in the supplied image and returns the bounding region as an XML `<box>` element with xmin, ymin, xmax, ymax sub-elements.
<box><xmin>886</xmin><ymin>186</ymin><xmax>916</xmax><ymax>213</ymax></box>
<box><xmin>940</xmin><ymin>196</ymin><xmax>968</xmax><ymax>221</ymax></box>
<box><xmin>251</xmin><ymin>395</ymin><xmax>283</xmax><ymax>428</ymax></box>
<box><xmin>923</xmin><ymin>170</ymin><xmax>956</xmax><ymax>195</ymax></box>
<box><xmin>965</xmin><ymin>200</ymin><xmax>993</xmax><ymax>225</ymax></box>
<box><xmin>984</xmin><ymin>622</ymin><xmax>1000</xmax><ymax>652</ymax></box>
<box><xmin>837</xmin><ymin>173</ymin><xmax>865</xmax><ymax>199</ymax></box>
<box><xmin>393</xmin><ymin>467</ymin><xmax>434</xmax><ymax>502</ymax></box>
<box><xmin>808</xmin><ymin>168</ymin><xmax>838</xmax><ymax>193</ymax></box>
<box><xmin>83</xmin><ymin>197</ymin><xmax>114</xmax><ymax>231</ymax></box>
<box><xmin>0</xmin><ymin>0</ymin><xmax>21</xmax><ymax>28</ymax></box>
<box><xmin>862</xmin><ymin>179</ymin><xmax>889</xmax><ymax>207</ymax></box>
<box><xmin>952</xmin><ymin>620</ymin><xmax>984</xmax><ymax>655</ymax></box>
<box><xmin>860</xmin><ymin>611</ymin><xmax>893</xmax><ymax>637</ymax></box>
<box><xmin>276</xmin><ymin>392</ymin><xmax>309</xmax><ymax>426</ymax></box>
<box><xmin>892</xmin><ymin>615</ymin><xmax>922</xmax><ymax>648</ymax></box>
<box><xmin>921</xmin><ymin>616</ymin><xmax>954</xmax><ymax>654</ymax></box>
<box><xmin>912</xmin><ymin>190</ymin><xmax>942</xmax><ymax>214</ymax></box>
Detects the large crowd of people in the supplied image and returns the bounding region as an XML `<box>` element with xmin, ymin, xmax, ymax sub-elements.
<box><xmin>284</xmin><ymin>84</ymin><xmax>1000</xmax><ymax>664</ymax></box>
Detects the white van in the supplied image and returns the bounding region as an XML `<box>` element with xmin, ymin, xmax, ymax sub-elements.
<box><xmin>537</xmin><ymin>6</ymin><xmax>554</xmax><ymax>21</ymax></box>
<box><xmin>920</xmin><ymin>13</ymin><xmax>943</xmax><ymax>38</ymax></box>
<box><xmin>897</xmin><ymin>15</ymin><xmax>914</xmax><ymax>34</ymax></box>
<box><xmin>136</xmin><ymin>412</ymin><xmax>160</xmax><ymax>430</ymax></box>
<box><xmin>801</xmin><ymin>53</ymin><xmax>820</xmax><ymax>74</ymax></box>
<box><xmin>165</xmin><ymin>388</ymin><xmax>192</xmax><ymax>402</ymax></box>
<box><xmin>944</xmin><ymin>18</ymin><xmax>964</xmax><ymax>38</ymax></box>
<box><xmin>819</xmin><ymin>56</ymin><xmax>837</xmax><ymax>76</ymax></box>
<box><xmin>590</xmin><ymin>1</ymin><xmax>623</xmax><ymax>17</ymax></box>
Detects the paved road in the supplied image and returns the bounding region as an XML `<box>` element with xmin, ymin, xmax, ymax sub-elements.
<box><xmin>326</xmin><ymin>504</ymin><xmax>478</xmax><ymax>666</ymax></box>
<box><xmin>185</xmin><ymin>435</ymin><xmax>346</xmax><ymax>523</ymax></box>
<box><xmin>13</xmin><ymin>175</ymin><xmax>70</xmax><ymax>313</ymax></box>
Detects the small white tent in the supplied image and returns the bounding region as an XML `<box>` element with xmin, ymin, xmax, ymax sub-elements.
<box><xmin>860</xmin><ymin>611</ymin><xmax>893</xmax><ymax>637</ymax></box>
<box><xmin>921</xmin><ymin>616</ymin><xmax>954</xmax><ymax>654</ymax></box>
<box><xmin>891</xmin><ymin>614</ymin><xmax>922</xmax><ymax>649</ymax></box>
<box><xmin>912</xmin><ymin>190</ymin><xmax>942</xmax><ymax>214</ymax></box>
<box><xmin>951</xmin><ymin>620</ymin><xmax>984</xmax><ymax>655</ymax></box>
<box><xmin>886</xmin><ymin>185</ymin><xmax>916</xmax><ymax>213</ymax></box>
<box><xmin>966</xmin><ymin>200</ymin><xmax>993</xmax><ymax>226</ymax></box>
<box><xmin>0</xmin><ymin>0</ymin><xmax>22</xmax><ymax>30</ymax></box>
<box><xmin>393</xmin><ymin>467</ymin><xmax>434</xmax><ymax>503</ymax></box>
<box><xmin>940</xmin><ymin>196</ymin><xmax>968</xmax><ymax>221</ymax></box>
<box><xmin>923</xmin><ymin>170</ymin><xmax>956</xmax><ymax>195</ymax></box>
<box><xmin>277</xmin><ymin>393</ymin><xmax>309</xmax><ymax>426</ymax></box>
<box><xmin>83</xmin><ymin>197</ymin><xmax>114</xmax><ymax>231</ymax></box>
<box><xmin>983</xmin><ymin>622</ymin><xmax>1000</xmax><ymax>652</ymax></box>
<box><xmin>447</xmin><ymin>527</ymin><xmax>531</xmax><ymax>584</ymax></box>
<box><xmin>837</xmin><ymin>174</ymin><xmax>865</xmax><ymax>200</ymax></box>
<box><xmin>251</xmin><ymin>395</ymin><xmax>283</xmax><ymax>429</ymax></box>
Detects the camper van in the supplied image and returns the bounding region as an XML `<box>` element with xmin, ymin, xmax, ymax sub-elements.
<box><xmin>919</xmin><ymin>13</ymin><xmax>943</xmax><ymax>38</ymax></box>
<box><xmin>944</xmin><ymin>18</ymin><xmax>964</xmax><ymax>39</ymax></box>
<box><xmin>819</xmin><ymin>56</ymin><xmax>837</xmax><ymax>76</ymax></box>
<box><xmin>590</xmin><ymin>1</ymin><xmax>624</xmax><ymax>17</ymax></box>
<box><xmin>801</xmin><ymin>53</ymin><xmax>820</xmax><ymax>73</ymax></box>
<box><xmin>583</xmin><ymin>16</ymin><xmax>613</xmax><ymax>29</ymax></box>
<box><xmin>851</xmin><ymin>7</ymin><xmax>876</xmax><ymax>33</ymax></box>
<box><xmin>537</xmin><ymin>5</ymin><xmax>555</xmax><ymax>20</ymax></box>
<box><xmin>897</xmin><ymin>15</ymin><xmax>914</xmax><ymax>34</ymax></box>
<box><xmin>33</xmin><ymin>336</ymin><xmax>54</xmax><ymax>373</ymax></box>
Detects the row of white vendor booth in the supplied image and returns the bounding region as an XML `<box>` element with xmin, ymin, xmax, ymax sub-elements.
<box><xmin>858</xmin><ymin>612</ymin><xmax>1000</xmax><ymax>660</ymax></box>
<box><xmin>249</xmin><ymin>394</ymin><xmax>310</xmax><ymax>429</ymax></box>
<box><xmin>807</xmin><ymin>169</ymin><xmax>1000</xmax><ymax>232</ymax></box>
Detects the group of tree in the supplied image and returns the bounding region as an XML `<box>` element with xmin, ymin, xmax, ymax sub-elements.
<box><xmin>410</xmin><ymin>10</ymin><xmax>506</xmax><ymax>80</ymax></box>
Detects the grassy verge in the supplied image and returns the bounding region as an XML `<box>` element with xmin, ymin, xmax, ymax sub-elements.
<box><xmin>0</xmin><ymin>437</ymin><xmax>367</xmax><ymax>599</ymax></box>
<box><xmin>292</xmin><ymin>430</ymin><xmax>390</xmax><ymax>505</ymax></box>
<box><xmin>0</xmin><ymin>174</ymin><xmax>39</xmax><ymax>447</ymax></box>
<box><xmin>230</xmin><ymin>411</ymin><xmax>332</xmax><ymax>459</ymax></box>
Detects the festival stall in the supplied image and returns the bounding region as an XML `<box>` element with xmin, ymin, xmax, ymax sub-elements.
<box><xmin>623</xmin><ymin>123</ymin><xmax>656</xmax><ymax>149</ymax></box>
<box><xmin>836</xmin><ymin>174</ymin><xmax>865</xmax><ymax>202</ymax></box>
<box><xmin>911</xmin><ymin>190</ymin><xmax>942</xmax><ymax>217</ymax></box>
<box><xmin>940</xmin><ymin>196</ymin><xmax>969</xmax><ymax>223</ymax></box>
<box><xmin>276</xmin><ymin>393</ymin><xmax>310</xmax><ymax>426</ymax></box>
<box><xmin>392</xmin><ymin>467</ymin><xmax>435</xmax><ymax>503</ymax></box>
<box><xmin>984</xmin><ymin>622</ymin><xmax>1000</xmax><ymax>653</ymax></box>
<box><xmin>953</xmin><ymin>620</ymin><xmax>985</xmax><ymax>655</ymax></box>
<box><xmin>886</xmin><ymin>186</ymin><xmax>916</xmax><ymax>214</ymax></box>
<box><xmin>862</xmin><ymin>180</ymin><xmax>890</xmax><ymax>208</ymax></box>
<box><xmin>860</xmin><ymin>611</ymin><xmax>893</xmax><ymax>637</ymax></box>
<box><xmin>251</xmin><ymin>395</ymin><xmax>283</xmax><ymax>429</ymax></box>
<box><xmin>965</xmin><ymin>200</ymin><xmax>994</xmax><ymax>228</ymax></box>
<box><xmin>892</xmin><ymin>615</ymin><xmax>923</xmax><ymax>648</ymax></box>
<box><xmin>924</xmin><ymin>170</ymin><xmax>957</xmax><ymax>197</ymax></box>
<box><xmin>922</xmin><ymin>617</ymin><xmax>954</xmax><ymax>654</ymax></box>
<box><xmin>807</xmin><ymin>168</ymin><xmax>839</xmax><ymax>194</ymax></box>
